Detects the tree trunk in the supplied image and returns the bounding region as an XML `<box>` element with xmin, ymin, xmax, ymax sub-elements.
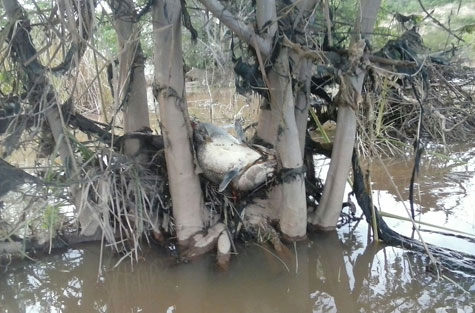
<box><xmin>310</xmin><ymin>0</ymin><xmax>382</xmax><ymax>230</ymax></box>
<box><xmin>152</xmin><ymin>0</ymin><xmax>204</xmax><ymax>244</ymax></box>
<box><xmin>268</xmin><ymin>49</ymin><xmax>307</xmax><ymax>239</ymax></box>
<box><xmin>310</xmin><ymin>103</ymin><xmax>357</xmax><ymax>229</ymax></box>
<box><xmin>110</xmin><ymin>0</ymin><xmax>150</xmax><ymax>157</ymax></box>
<box><xmin>294</xmin><ymin>58</ymin><xmax>313</xmax><ymax>157</ymax></box>
<box><xmin>197</xmin><ymin>0</ymin><xmax>321</xmax><ymax>239</ymax></box>
<box><xmin>255</xmin><ymin>1</ymin><xmax>316</xmax><ymax>239</ymax></box>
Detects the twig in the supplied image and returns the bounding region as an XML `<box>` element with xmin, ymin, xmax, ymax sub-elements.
<box><xmin>417</xmin><ymin>0</ymin><xmax>464</xmax><ymax>42</ymax></box>
<box><xmin>253</xmin><ymin>243</ymin><xmax>290</xmax><ymax>273</ymax></box>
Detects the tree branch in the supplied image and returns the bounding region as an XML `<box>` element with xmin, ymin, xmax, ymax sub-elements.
<box><xmin>197</xmin><ymin>0</ymin><xmax>272</xmax><ymax>56</ymax></box>
<box><xmin>417</xmin><ymin>0</ymin><xmax>464</xmax><ymax>42</ymax></box>
<box><xmin>32</xmin><ymin>0</ymin><xmax>94</xmax><ymax>74</ymax></box>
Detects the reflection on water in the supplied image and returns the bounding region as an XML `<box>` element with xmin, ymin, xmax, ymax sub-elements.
<box><xmin>367</xmin><ymin>144</ymin><xmax>475</xmax><ymax>255</ymax></box>
<box><xmin>1</xmin><ymin>222</ymin><xmax>474</xmax><ymax>313</ymax></box>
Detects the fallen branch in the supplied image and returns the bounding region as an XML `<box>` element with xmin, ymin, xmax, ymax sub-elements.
<box><xmin>352</xmin><ymin>153</ymin><xmax>475</xmax><ymax>275</ymax></box>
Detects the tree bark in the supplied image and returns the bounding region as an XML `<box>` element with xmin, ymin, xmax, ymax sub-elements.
<box><xmin>269</xmin><ymin>49</ymin><xmax>307</xmax><ymax>239</ymax></box>
<box><xmin>360</xmin><ymin>0</ymin><xmax>382</xmax><ymax>39</ymax></box>
<box><xmin>310</xmin><ymin>0</ymin><xmax>381</xmax><ymax>230</ymax></box>
<box><xmin>294</xmin><ymin>58</ymin><xmax>313</xmax><ymax>157</ymax></box>
<box><xmin>153</xmin><ymin>0</ymin><xmax>204</xmax><ymax>244</ymax></box>
<box><xmin>310</xmin><ymin>102</ymin><xmax>358</xmax><ymax>229</ymax></box>
<box><xmin>255</xmin><ymin>1</ymin><xmax>316</xmax><ymax>239</ymax></box>
<box><xmin>197</xmin><ymin>0</ymin><xmax>272</xmax><ymax>56</ymax></box>
<box><xmin>109</xmin><ymin>0</ymin><xmax>150</xmax><ymax>157</ymax></box>
<box><xmin>207</xmin><ymin>0</ymin><xmax>313</xmax><ymax>239</ymax></box>
<box><xmin>254</xmin><ymin>0</ymin><xmax>278</xmax><ymax>145</ymax></box>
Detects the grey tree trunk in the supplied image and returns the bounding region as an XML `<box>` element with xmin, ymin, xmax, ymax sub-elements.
<box><xmin>268</xmin><ymin>49</ymin><xmax>307</xmax><ymax>239</ymax></box>
<box><xmin>294</xmin><ymin>58</ymin><xmax>313</xmax><ymax>158</ymax></box>
<box><xmin>152</xmin><ymin>0</ymin><xmax>205</xmax><ymax>243</ymax></box>
<box><xmin>254</xmin><ymin>0</ymin><xmax>278</xmax><ymax>146</ymax></box>
<box><xmin>110</xmin><ymin>0</ymin><xmax>150</xmax><ymax>157</ymax></box>
<box><xmin>254</xmin><ymin>1</ymin><xmax>316</xmax><ymax>239</ymax></box>
<box><xmin>310</xmin><ymin>0</ymin><xmax>382</xmax><ymax>229</ymax></box>
<box><xmin>198</xmin><ymin>0</ymin><xmax>317</xmax><ymax>239</ymax></box>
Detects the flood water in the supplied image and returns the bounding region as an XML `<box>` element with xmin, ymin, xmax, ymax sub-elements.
<box><xmin>1</xmin><ymin>145</ymin><xmax>475</xmax><ymax>312</ymax></box>
<box><xmin>0</xmin><ymin>223</ymin><xmax>473</xmax><ymax>313</ymax></box>
<box><xmin>1</xmin><ymin>88</ymin><xmax>475</xmax><ymax>312</ymax></box>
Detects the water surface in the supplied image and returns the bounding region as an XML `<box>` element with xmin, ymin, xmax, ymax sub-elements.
<box><xmin>1</xmin><ymin>219</ymin><xmax>474</xmax><ymax>313</ymax></box>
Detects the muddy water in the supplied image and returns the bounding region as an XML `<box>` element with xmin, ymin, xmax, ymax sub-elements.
<box><xmin>1</xmin><ymin>88</ymin><xmax>475</xmax><ymax>312</ymax></box>
<box><xmin>1</xmin><ymin>150</ymin><xmax>475</xmax><ymax>313</ymax></box>
<box><xmin>367</xmin><ymin>144</ymin><xmax>475</xmax><ymax>256</ymax></box>
<box><xmin>0</xmin><ymin>224</ymin><xmax>473</xmax><ymax>313</ymax></box>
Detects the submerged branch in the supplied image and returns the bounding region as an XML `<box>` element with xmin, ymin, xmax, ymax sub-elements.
<box><xmin>352</xmin><ymin>153</ymin><xmax>475</xmax><ymax>275</ymax></box>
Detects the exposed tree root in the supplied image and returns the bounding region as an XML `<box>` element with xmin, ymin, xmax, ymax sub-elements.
<box><xmin>216</xmin><ymin>231</ymin><xmax>232</xmax><ymax>270</ymax></box>
<box><xmin>181</xmin><ymin>223</ymin><xmax>226</xmax><ymax>259</ymax></box>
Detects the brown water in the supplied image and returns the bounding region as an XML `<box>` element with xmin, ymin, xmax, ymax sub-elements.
<box><xmin>1</xmin><ymin>88</ymin><xmax>475</xmax><ymax>312</ymax></box>
<box><xmin>368</xmin><ymin>144</ymin><xmax>475</xmax><ymax>256</ymax></box>
<box><xmin>0</xmin><ymin>224</ymin><xmax>473</xmax><ymax>313</ymax></box>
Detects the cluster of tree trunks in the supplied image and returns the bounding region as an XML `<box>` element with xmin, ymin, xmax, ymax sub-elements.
<box><xmin>1</xmin><ymin>0</ymin><xmax>474</xmax><ymax>274</ymax></box>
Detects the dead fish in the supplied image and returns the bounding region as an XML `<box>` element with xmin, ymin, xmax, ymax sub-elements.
<box><xmin>192</xmin><ymin>121</ymin><xmax>275</xmax><ymax>192</ymax></box>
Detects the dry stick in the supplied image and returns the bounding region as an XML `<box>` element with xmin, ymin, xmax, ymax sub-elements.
<box><xmin>54</xmin><ymin>102</ymin><xmax>80</xmax><ymax>181</ymax></box>
<box><xmin>75</xmin><ymin>61</ymin><xmax>110</xmax><ymax>109</ymax></box>
<box><xmin>98</xmin><ymin>231</ymin><xmax>105</xmax><ymax>279</ymax></box>
<box><xmin>92</xmin><ymin>47</ymin><xmax>109</xmax><ymax>122</ymax></box>
<box><xmin>431</xmin><ymin>66</ymin><xmax>470</xmax><ymax>99</ymax></box>
<box><xmin>441</xmin><ymin>274</ymin><xmax>470</xmax><ymax>295</ymax></box>
<box><xmin>282</xmin><ymin>34</ymin><xmax>425</xmax><ymax>72</ymax></box>
<box><xmin>30</xmin><ymin>1</ymin><xmax>68</xmax><ymax>56</ymax></box>
<box><xmin>252</xmin><ymin>35</ymin><xmax>272</xmax><ymax>99</ymax></box>
<box><xmin>365</xmin><ymin>167</ymin><xmax>379</xmax><ymax>241</ymax></box>
<box><xmin>45</xmin><ymin>0</ymin><xmax>93</xmax><ymax>73</ymax></box>
<box><xmin>379</xmin><ymin>211</ymin><xmax>475</xmax><ymax>238</ymax></box>
<box><xmin>23</xmin><ymin>40</ymin><xmax>53</xmax><ymax>67</ymax></box>
<box><xmin>113</xmin><ymin>26</ymin><xmax>145</xmax><ymax>115</ymax></box>
<box><xmin>283</xmin><ymin>35</ymin><xmax>325</xmax><ymax>63</ymax></box>
<box><xmin>303</xmin><ymin>2</ymin><xmax>318</xmax><ymax>32</ymax></box>
<box><xmin>197</xmin><ymin>0</ymin><xmax>271</xmax><ymax>56</ymax></box>
<box><xmin>276</xmin><ymin>0</ymin><xmax>302</xmax><ymax>24</ymax></box>
<box><xmin>252</xmin><ymin>34</ymin><xmax>286</xmax><ymax>127</ymax></box>
<box><xmin>253</xmin><ymin>243</ymin><xmax>290</xmax><ymax>273</ymax></box>
<box><xmin>10</xmin><ymin>2</ymin><xmax>82</xmax><ymax>194</ymax></box>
